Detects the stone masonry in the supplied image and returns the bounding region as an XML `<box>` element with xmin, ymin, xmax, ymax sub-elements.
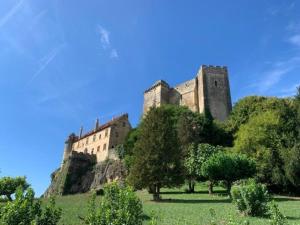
<box><xmin>143</xmin><ymin>65</ymin><xmax>232</xmax><ymax>121</ymax></box>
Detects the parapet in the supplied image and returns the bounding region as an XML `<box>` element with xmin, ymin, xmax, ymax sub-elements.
<box><xmin>144</xmin><ymin>80</ymin><xmax>170</xmax><ymax>93</ymax></box>
<box><xmin>201</xmin><ymin>65</ymin><xmax>228</xmax><ymax>73</ymax></box>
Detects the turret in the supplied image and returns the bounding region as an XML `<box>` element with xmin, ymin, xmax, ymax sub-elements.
<box><xmin>61</xmin><ymin>133</ymin><xmax>77</xmax><ymax>168</ymax></box>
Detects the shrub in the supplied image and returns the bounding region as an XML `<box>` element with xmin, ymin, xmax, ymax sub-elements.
<box><xmin>0</xmin><ymin>187</ymin><xmax>61</xmax><ymax>225</ymax></box>
<box><xmin>269</xmin><ymin>201</ymin><xmax>287</xmax><ymax>225</ymax></box>
<box><xmin>85</xmin><ymin>182</ymin><xmax>143</xmax><ymax>225</ymax></box>
<box><xmin>231</xmin><ymin>179</ymin><xmax>270</xmax><ymax>216</ymax></box>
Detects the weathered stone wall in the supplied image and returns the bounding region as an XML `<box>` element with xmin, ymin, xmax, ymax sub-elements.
<box><xmin>142</xmin><ymin>65</ymin><xmax>232</xmax><ymax>121</ymax></box>
<box><xmin>173</xmin><ymin>78</ymin><xmax>198</xmax><ymax>112</ymax></box>
<box><xmin>201</xmin><ymin>66</ymin><xmax>232</xmax><ymax>121</ymax></box>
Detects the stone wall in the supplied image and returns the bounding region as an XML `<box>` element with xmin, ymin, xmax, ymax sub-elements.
<box><xmin>143</xmin><ymin>65</ymin><xmax>232</xmax><ymax>121</ymax></box>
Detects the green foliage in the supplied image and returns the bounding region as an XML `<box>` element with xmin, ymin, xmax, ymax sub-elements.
<box><xmin>115</xmin><ymin>144</ymin><xmax>125</xmax><ymax>159</ymax></box>
<box><xmin>234</xmin><ymin>110</ymin><xmax>295</xmax><ymax>187</ymax></box>
<box><xmin>283</xmin><ymin>143</ymin><xmax>300</xmax><ymax>187</ymax></box>
<box><xmin>177</xmin><ymin>111</ymin><xmax>213</xmax><ymax>153</ymax></box>
<box><xmin>0</xmin><ymin>176</ymin><xmax>29</xmax><ymax>201</ymax></box>
<box><xmin>128</xmin><ymin>106</ymin><xmax>184</xmax><ymax>200</ymax></box>
<box><xmin>85</xmin><ymin>182</ymin><xmax>143</xmax><ymax>225</ymax></box>
<box><xmin>35</xmin><ymin>197</ymin><xmax>62</xmax><ymax>225</ymax></box>
<box><xmin>201</xmin><ymin>152</ymin><xmax>256</xmax><ymax>192</ymax></box>
<box><xmin>269</xmin><ymin>201</ymin><xmax>287</xmax><ymax>225</ymax></box>
<box><xmin>184</xmin><ymin>144</ymin><xmax>222</xmax><ymax>192</ymax></box>
<box><xmin>0</xmin><ymin>187</ymin><xmax>61</xmax><ymax>225</ymax></box>
<box><xmin>231</xmin><ymin>179</ymin><xmax>270</xmax><ymax>217</ymax></box>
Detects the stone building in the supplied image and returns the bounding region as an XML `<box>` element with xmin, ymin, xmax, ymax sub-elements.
<box><xmin>62</xmin><ymin>114</ymin><xmax>131</xmax><ymax>164</ymax></box>
<box><xmin>143</xmin><ymin>65</ymin><xmax>232</xmax><ymax>121</ymax></box>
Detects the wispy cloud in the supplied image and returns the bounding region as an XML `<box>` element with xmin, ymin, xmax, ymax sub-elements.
<box><xmin>98</xmin><ymin>26</ymin><xmax>110</xmax><ymax>49</ymax></box>
<box><xmin>110</xmin><ymin>49</ymin><xmax>119</xmax><ymax>59</ymax></box>
<box><xmin>0</xmin><ymin>0</ymin><xmax>25</xmax><ymax>28</ymax></box>
<box><xmin>255</xmin><ymin>56</ymin><xmax>300</xmax><ymax>93</ymax></box>
<box><xmin>288</xmin><ymin>34</ymin><xmax>300</xmax><ymax>47</ymax></box>
<box><xmin>97</xmin><ymin>25</ymin><xmax>119</xmax><ymax>59</ymax></box>
<box><xmin>27</xmin><ymin>43</ymin><xmax>65</xmax><ymax>85</ymax></box>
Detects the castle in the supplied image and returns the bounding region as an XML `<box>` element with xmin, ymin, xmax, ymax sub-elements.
<box><xmin>62</xmin><ymin>114</ymin><xmax>131</xmax><ymax>164</ymax></box>
<box><xmin>62</xmin><ymin>64</ymin><xmax>232</xmax><ymax>164</ymax></box>
<box><xmin>45</xmin><ymin>64</ymin><xmax>233</xmax><ymax>196</ymax></box>
<box><xmin>143</xmin><ymin>65</ymin><xmax>232</xmax><ymax>121</ymax></box>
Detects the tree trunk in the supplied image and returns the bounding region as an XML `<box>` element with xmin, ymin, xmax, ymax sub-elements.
<box><xmin>226</xmin><ymin>181</ymin><xmax>232</xmax><ymax>195</ymax></box>
<box><xmin>152</xmin><ymin>184</ymin><xmax>161</xmax><ymax>201</ymax></box>
<box><xmin>188</xmin><ymin>179</ymin><xmax>195</xmax><ymax>193</ymax></box>
<box><xmin>208</xmin><ymin>181</ymin><xmax>213</xmax><ymax>195</ymax></box>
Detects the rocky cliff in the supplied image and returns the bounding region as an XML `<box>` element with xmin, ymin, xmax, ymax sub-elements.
<box><xmin>44</xmin><ymin>152</ymin><xmax>126</xmax><ymax>197</ymax></box>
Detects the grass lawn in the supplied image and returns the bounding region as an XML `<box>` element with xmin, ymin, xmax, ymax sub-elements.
<box><xmin>48</xmin><ymin>184</ymin><xmax>300</xmax><ymax>225</ymax></box>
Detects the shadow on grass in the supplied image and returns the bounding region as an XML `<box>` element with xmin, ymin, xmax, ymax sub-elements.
<box><xmin>159</xmin><ymin>190</ymin><xmax>227</xmax><ymax>195</ymax></box>
<box><xmin>273</xmin><ymin>197</ymin><xmax>300</xmax><ymax>202</ymax></box>
<box><xmin>157</xmin><ymin>198</ymin><xmax>231</xmax><ymax>204</ymax></box>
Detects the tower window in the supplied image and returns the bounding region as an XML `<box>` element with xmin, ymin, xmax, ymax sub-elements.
<box><xmin>214</xmin><ymin>81</ymin><xmax>218</xmax><ymax>87</ymax></box>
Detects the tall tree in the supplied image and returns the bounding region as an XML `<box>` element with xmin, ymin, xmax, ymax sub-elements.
<box><xmin>128</xmin><ymin>106</ymin><xmax>184</xmax><ymax>201</ymax></box>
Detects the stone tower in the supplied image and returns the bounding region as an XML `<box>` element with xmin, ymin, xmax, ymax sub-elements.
<box><xmin>143</xmin><ymin>65</ymin><xmax>232</xmax><ymax>121</ymax></box>
<box><xmin>197</xmin><ymin>65</ymin><xmax>232</xmax><ymax>121</ymax></box>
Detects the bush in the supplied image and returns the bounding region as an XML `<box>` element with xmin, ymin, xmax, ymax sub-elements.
<box><xmin>231</xmin><ymin>179</ymin><xmax>270</xmax><ymax>216</ymax></box>
<box><xmin>0</xmin><ymin>187</ymin><xmax>61</xmax><ymax>225</ymax></box>
<box><xmin>85</xmin><ymin>182</ymin><xmax>143</xmax><ymax>225</ymax></box>
<box><xmin>269</xmin><ymin>201</ymin><xmax>287</xmax><ymax>225</ymax></box>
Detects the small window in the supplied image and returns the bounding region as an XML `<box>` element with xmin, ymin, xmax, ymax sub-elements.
<box><xmin>93</xmin><ymin>135</ymin><xmax>96</xmax><ymax>142</ymax></box>
<box><xmin>105</xmin><ymin>129</ymin><xmax>108</xmax><ymax>137</ymax></box>
<box><xmin>112</xmin><ymin>145</ymin><xmax>114</xmax><ymax>149</ymax></box>
<box><xmin>214</xmin><ymin>80</ymin><xmax>218</xmax><ymax>87</ymax></box>
<box><xmin>99</xmin><ymin>134</ymin><xmax>101</xmax><ymax>139</ymax></box>
<box><xmin>116</xmin><ymin>132</ymin><xmax>119</xmax><ymax>138</ymax></box>
<box><xmin>103</xmin><ymin>144</ymin><xmax>107</xmax><ymax>151</ymax></box>
<box><xmin>77</xmin><ymin>142</ymin><xmax>79</xmax><ymax>148</ymax></box>
<box><xmin>86</xmin><ymin>137</ymin><xmax>89</xmax><ymax>145</ymax></box>
<box><xmin>122</xmin><ymin>122</ymin><xmax>126</xmax><ymax>127</ymax></box>
<box><xmin>91</xmin><ymin>148</ymin><xmax>94</xmax><ymax>154</ymax></box>
<box><xmin>84</xmin><ymin>148</ymin><xmax>87</xmax><ymax>154</ymax></box>
<box><xmin>97</xmin><ymin>146</ymin><xmax>100</xmax><ymax>152</ymax></box>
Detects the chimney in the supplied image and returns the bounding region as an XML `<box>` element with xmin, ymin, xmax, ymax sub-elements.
<box><xmin>79</xmin><ymin>126</ymin><xmax>83</xmax><ymax>138</ymax></box>
<box><xmin>95</xmin><ymin>118</ymin><xmax>99</xmax><ymax>131</ymax></box>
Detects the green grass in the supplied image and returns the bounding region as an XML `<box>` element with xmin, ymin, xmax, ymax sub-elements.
<box><xmin>47</xmin><ymin>184</ymin><xmax>300</xmax><ymax>225</ymax></box>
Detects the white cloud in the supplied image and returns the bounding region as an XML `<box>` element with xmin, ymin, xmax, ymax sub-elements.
<box><xmin>0</xmin><ymin>0</ymin><xmax>25</xmax><ymax>28</ymax></box>
<box><xmin>98</xmin><ymin>26</ymin><xmax>110</xmax><ymax>49</ymax></box>
<box><xmin>97</xmin><ymin>25</ymin><xmax>119</xmax><ymax>60</ymax></box>
<box><xmin>255</xmin><ymin>56</ymin><xmax>300</xmax><ymax>93</ymax></box>
<box><xmin>288</xmin><ymin>34</ymin><xmax>300</xmax><ymax>47</ymax></box>
<box><xmin>110</xmin><ymin>49</ymin><xmax>119</xmax><ymax>59</ymax></box>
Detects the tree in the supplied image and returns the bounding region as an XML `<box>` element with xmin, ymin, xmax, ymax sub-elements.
<box><xmin>184</xmin><ymin>143</ymin><xmax>222</xmax><ymax>193</ymax></box>
<box><xmin>283</xmin><ymin>143</ymin><xmax>300</xmax><ymax>187</ymax></box>
<box><xmin>201</xmin><ymin>152</ymin><xmax>256</xmax><ymax>193</ymax></box>
<box><xmin>128</xmin><ymin>106</ymin><xmax>184</xmax><ymax>201</ymax></box>
<box><xmin>0</xmin><ymin>176</ymin><xmax>29</xmax><ymax>201</ymax></box>
<box><xmin>0</xmin><ymin>187</ymin><xmax>61</xmax><ymax>225</ymax></box>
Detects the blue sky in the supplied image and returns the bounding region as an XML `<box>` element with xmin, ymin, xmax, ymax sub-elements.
<box><xmin>0</xmin><ymin>0</ymin><xmax>300</xmax><ymax>196</ymax></box>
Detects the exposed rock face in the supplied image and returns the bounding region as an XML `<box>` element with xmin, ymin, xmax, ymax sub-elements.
<box><xmin>44</xmin><ymin>152</ymin><xmax>126</xmax><ymax>197</ymax></box>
